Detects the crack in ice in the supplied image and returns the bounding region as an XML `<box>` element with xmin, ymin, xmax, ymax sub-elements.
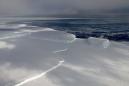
<box><xmin>53</xmin><ymin>48</ymin><xmax>68</xmax><ymax>53</ymax></box>
<box><xmin>14</xmin><ymin>60</ymin><xmax>64</xmax><ymax>86</ymax></box>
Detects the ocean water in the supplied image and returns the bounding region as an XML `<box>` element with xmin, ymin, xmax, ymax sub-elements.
<box><xmin>12</xmin><ymin>18</ymin><xmax>129</xmax><ymax>42</ymax></box>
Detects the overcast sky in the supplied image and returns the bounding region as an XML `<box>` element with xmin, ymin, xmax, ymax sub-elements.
<box><xmin>0</xmin><ymin>0</ymin><xmax>129</xmax><ymax>16</ymax></box>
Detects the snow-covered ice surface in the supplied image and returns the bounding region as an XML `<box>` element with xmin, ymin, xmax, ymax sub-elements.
<box><xmin>0</xmin><ymin>22</ymin><xmax>129</xmax><ymax>86</ymax></box>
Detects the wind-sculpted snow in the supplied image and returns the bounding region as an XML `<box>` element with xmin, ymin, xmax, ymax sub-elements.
<box><xmin>0</xmin><ymin>41</ymin><xmax>15</xmax><ymax>49</ymax></box>
<box><xmin>47</xmin><ymin>39</ymin><xmax>129</xmax><ymax>86</ymax></box>
<box><xmin>0</xmin><ymin>23</ymin><xmax>129</xmax><ymax>86</ymax></box>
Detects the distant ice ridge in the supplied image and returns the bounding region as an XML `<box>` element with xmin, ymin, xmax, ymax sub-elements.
<box><xmin>0</xmin><ymin>24</ymin><xmax>27</xmax><ymax>29</ymax></box>
<box><xmin>0</xmin><ymin>27</ymin><xmax>56</xmax><ymax>40</ymax></box>
<box><xmin>88</xmin><ymin>37</ymin><xmax>110</xmax><ymax>48</ymax></box>
<box><xmin>19</xmin><ymin>28</ymin><xmax>56</xmax><ymax>33</ymax></box>
<box><xmin>25</xmin><ymin>28</ymin><xmax>76</xmax><ymax>43</ymax></box>
<box><xmin>66</xmin><ymin>34</ymin><xmax>76</xmax><ymax>43</ymax></box>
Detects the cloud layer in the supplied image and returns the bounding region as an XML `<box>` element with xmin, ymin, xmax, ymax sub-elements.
<box><xmin>0</xmin><ymin>0</ymin><xmax>129</xmax><ymax>16</ymax></box>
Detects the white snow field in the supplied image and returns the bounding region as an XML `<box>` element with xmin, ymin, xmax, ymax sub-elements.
<box><xmin>0</xmin><ymin>24</ymin><xmax>129</xmax><ymax>86</ymax></box>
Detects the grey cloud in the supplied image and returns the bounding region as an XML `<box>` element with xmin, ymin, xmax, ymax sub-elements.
<box><xmin>0</xmin><ymin>0</ymin><xmax>129</xmax><ymax>16</ymax></box>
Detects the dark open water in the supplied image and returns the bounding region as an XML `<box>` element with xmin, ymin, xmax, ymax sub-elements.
<box><xmin>10</xmin><ymin>18</ymin><xmax>129</xmax><ymax>41</ymax></box>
